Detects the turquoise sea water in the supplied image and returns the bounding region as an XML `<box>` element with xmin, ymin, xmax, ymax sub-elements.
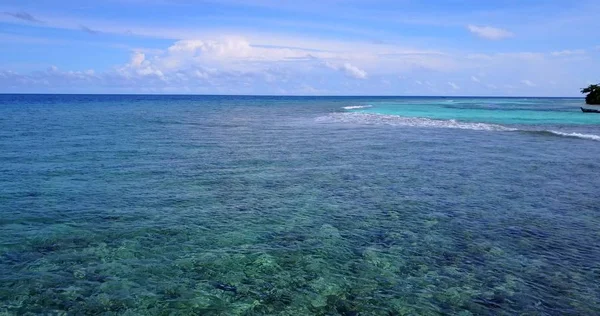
<box><xmin>355</xmin><ymin>98</ymin><xmax>599</xmax><ymax>125</ymax></box>
<box><xmin>1</xmin><ymin>95</ymin><xmax>600</xmax><ymax>315</ymax></box>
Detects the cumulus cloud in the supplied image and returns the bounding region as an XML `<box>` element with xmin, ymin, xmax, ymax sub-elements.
<box><xmin>0</xmin><ymin>34</ymin><xmax>591</xmax><ymax>95</ymax></box>
<box><xmin>165</xmin><ymin>38</ymin><xmax>321</xmax><ymax>64</ymax></box>
<box><xmin>3</xmin><ymin>11</ymin><xmax>43</xmax><ymax>23</ymax></box>
<box><xmin>0</xmin><ymin>62</ymin><xmax>282</xmax><ymax>94</ymax></box>
<box><xmin>0</xmin><ymin>66</ymin><xmax>98</xmax><ymax>90</ymax></box>
<box><xmin>168</xmin><ymin>38</ymin><xmax>252</xmax><ymax>56</ymax></box>
<box><xmin>130</xmin><ymin>51</ymin><xmax>146</xmax><ymax>67</ymax></box>
<box><xmin>467</xmin><ymin>25</ymin><xmax>513</xmax><ymax>40</ymax></box>
<box><xmin>118</xmin><ymin>52</ymin><xmax>165</xmax><ymax>78</ymax></box>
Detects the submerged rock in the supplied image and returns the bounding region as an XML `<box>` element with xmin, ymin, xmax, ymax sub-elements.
<box><xmin>310</xmin><ymin>277</ymin><xmax>343</xmax><ymax>297</ymax></box>
<box><xmin>318</xmin><ymin>224</ymin><xmax>341</xmax><ymax>239</ymax></box>
<box><xmin>252</xmin><ymin>254</ymin><xmax>281</xmax><ymax>274</ymax></box>
<box><xmin>211</xmin><ymin>282</ymin><xmax>237</xmax><ymax>294</ymax></box>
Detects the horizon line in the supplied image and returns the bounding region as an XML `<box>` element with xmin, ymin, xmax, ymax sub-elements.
<box><xmin>0</xmin><ymin>93</ymin><xmax>584</xmax><ymax>99</ymax></box>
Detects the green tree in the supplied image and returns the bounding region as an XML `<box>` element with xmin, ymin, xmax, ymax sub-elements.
<box><xmin>581</xmin><ymin>84</ymin><xmax>600</xmax><ymax>105</ymax></box>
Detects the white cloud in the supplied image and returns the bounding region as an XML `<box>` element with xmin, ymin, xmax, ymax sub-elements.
<box><xmin>448</xmin><ymin>82</ymin><xmax>460</xmax><ymax>90</ymax></box>
<box><xmin>521</xmin><ymin>79</ymin><xmax>536</xmax><ymax>87</ymax></box>
<box><xmin>118</xmin><ymin>51</ymin><xmax>164</xmax><ymax>78</ymax></box>
<box><xmin>164</xmin><ymin>37</ymin><xmax>320</xmax><ymax>66</ymax></box>
<box><xmin>550</xmin><ymin>49</ymin><xmax>586</xmax><ymax>57</ymax></box>
<box><xmin>0</xmin><ymin>31</ymin><xmax>594</xmax><ymax>96</ymax></box>
<box><xmin>467</xmin><ymin>25</ymin><xmax>513</xmax><ymax>40</ymax></box>
<box><xmin>340</xmin><ymin>63</ymin><xmax>367</xmax><ymax>79</ymax></box>
<box><xmin>325</xmin><ymin>62</ymin><xmax>367</xmax><ymax>79</ymax></box>
<box><xmin>130</xmin><ymin>51</ymin><xmax>145</xmax><ymax>67</ymax></box>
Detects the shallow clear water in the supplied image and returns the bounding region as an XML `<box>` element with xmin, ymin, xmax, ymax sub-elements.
<box><xmin>1</xmin><ymin>95</ymin><xmax>600</xmax><ymax>315</ymax></box>
<box><xmin>356</xmin><ymin>98</ymin><xmax>600</xmax><ymax>125</ymax></box>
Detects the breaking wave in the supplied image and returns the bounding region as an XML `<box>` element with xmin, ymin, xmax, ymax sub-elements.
<box><xmin>540</xmin><ymin>131</ymin><xmax>600</xmax><ymax>141</ymax></box>
<box><xmin>318</xmin><ymin>112</ymin><xmax>515</xmax><ymax>131</ymax></box>
<box><xmin>342</xmin><ymin>105</ymin><xmax>372</xmax><ymax>110</ymax></box>
<box><xmin>316</xmin><ymin>112</ymin><xmax>600</xmax><ymax>141</ymax></box>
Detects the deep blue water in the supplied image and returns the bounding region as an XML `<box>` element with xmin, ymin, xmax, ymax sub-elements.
<box><xmin>1</xmin><ymin>94</ymin><xmax>600</xmax><ymax>315</ymax></box>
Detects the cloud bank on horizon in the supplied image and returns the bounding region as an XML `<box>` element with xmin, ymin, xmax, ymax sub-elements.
<box><xmin>0</xmin><ymin>0</ymin><xmax>598</xmax><ymax>96</ymax></box>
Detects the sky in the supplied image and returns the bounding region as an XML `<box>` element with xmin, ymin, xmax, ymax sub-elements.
<box><xmin>0</xmin><ymin>0</ymin><xmax>598</xmax><ymax>96</ymax></box>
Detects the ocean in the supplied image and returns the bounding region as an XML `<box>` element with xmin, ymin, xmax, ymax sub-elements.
<box><xmin>1</xmin><ymin>94</ymin><xmax>599</xmax><ymax>315</ymax></box>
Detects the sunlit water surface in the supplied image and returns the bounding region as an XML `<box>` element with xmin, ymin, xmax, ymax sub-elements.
<box><xmin>1</xmin><ymin>95</ymin><xmax>599</xmax><ymax>315</ymax></box>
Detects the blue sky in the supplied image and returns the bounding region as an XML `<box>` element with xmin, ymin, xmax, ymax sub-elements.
<box><xmin>0</xmin><ymin>0</ymin><xmax>598</xmax><ymax>96</ymax></box>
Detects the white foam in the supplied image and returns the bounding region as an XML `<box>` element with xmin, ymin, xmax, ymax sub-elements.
<box><xmin>318</xmin><ymin>112</ymin><xmax>517</xmax><ymax>132</ymax></box>
<box><xmin>548</xmin><ymin>131</ymin><xmax>600</xmax><ymax>141</ymax></box>
<box><xmin>316</xmin><ymin>112</ymin><xmax>600</xmax><ymax>141</ymax></box>
<box><xmin>342</xmin><ymin>105</ymin><xmax>372</xmax><ymax>110</ymax></box>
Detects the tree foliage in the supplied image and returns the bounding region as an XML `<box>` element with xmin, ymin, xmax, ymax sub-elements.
<box><xmin>581</xmin><ymin>84</ymin><xmax>600</xmax><ymax>104</ymax></box>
